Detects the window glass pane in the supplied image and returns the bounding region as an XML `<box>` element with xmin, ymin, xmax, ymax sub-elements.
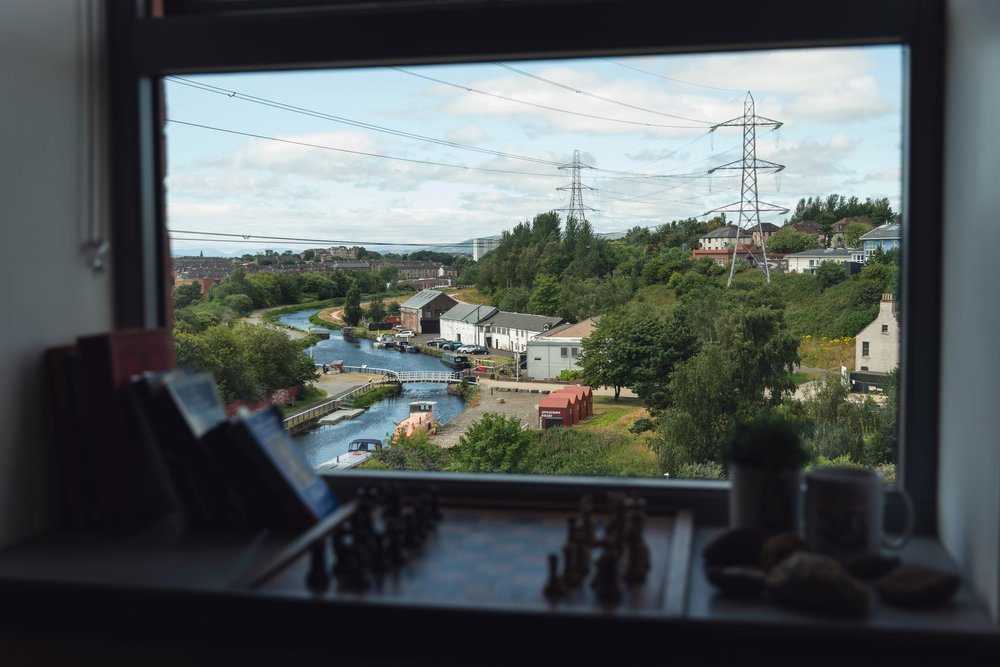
<box><xmin>165</xmin><ymin>46</ymin><xmax>902</xmax><ymax>481</ymax></box>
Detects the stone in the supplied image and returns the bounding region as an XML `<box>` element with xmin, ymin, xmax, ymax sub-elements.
<box><xmin>706</xmin><ymin>566</ymin><xmax>766</xmax><ymax>597</ymax></box>
<box><xmin>874</xmin><ymin>567</ymin><xmax>960</xmax><ymax>607</ymax></box>
<box><xmin>764</xmin><ymin>552</ymin><xmax>870</xmax><ymax>617</ymax></box>
<box><xmin>759</xmin><ymin>532</ymin><xmax>810</xmax><ymax>570</ymax></box>
<box><xmin>702</xmin><ymin>528</ymin><xmax>769</xmax><ymax>567</ymax></box>
<box><xmin>842</xmin><ymin>553</ymin><xmax>902</xmax><ymax>580</ymax></box>
<box><xmin>496</xmin><ymin>398</ymin><xmax>506</xmax><ymax>404</ymax></box>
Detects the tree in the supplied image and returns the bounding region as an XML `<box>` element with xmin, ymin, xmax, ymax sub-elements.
<box><xmin>843</xmin><ymin>221</ymin><xmax>872</xmax><ymax>248</ymax></box>
<box><xmin>527</xmin><ymin>273</ymin><xmax>561</xmax><ymax>316</ymax></box>
<box><xmin>366</xmin><ymin>295</ymin><xmax>387</xmax><ymax>324</ymax></box>
<box><xmin>223</xmin><ymin>293</ymin><xmax>254</xmax><ymax>316</ymax></box>
<box><xmin>343</xmin><ymin>282</ymin><xmax>363</xmax><ymax>326</ymax></box>
<box><xmin>301</xmin><ymin>249</ymin><xmax>315</xmax><ymax>261</ymax></box>
<box><xmin>577</xmin><ymin>309</ymin><xmax>641</xmax><ymax>400</ymax></box>
<box><xmin>451</xmin><ymin>413</ymin><xmax>531</xmax><ymax>473</ymax></box>
<box><xmin>815</xmin><ymin>260</ymin><xmax>847</xmax><ymax>289</ymax></box>
<box><xmin>767</xmin><ymin>227</ymin><xmax>822</xmax><ymax>253</ymax></box>
<box><xmin>172</xmin><ymin>282</ymin><xmax>204</xmax><ymax>309</ymax></box>
<box><xmin>378</xmin><ymin>264</ymin><xmax>399</xmax><ymax>287</ymax></box>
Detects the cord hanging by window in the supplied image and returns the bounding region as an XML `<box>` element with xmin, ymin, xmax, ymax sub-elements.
<box><xmin>79</xmin><ymin>0</ymin><xmax>109</xmax><ymax>276</ymax></box>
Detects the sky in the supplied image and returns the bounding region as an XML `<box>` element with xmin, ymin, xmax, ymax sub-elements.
<box><xmin>164</xmin><ymin>46</ymin><xmax>903</xmax><ymax>256</ymax></box>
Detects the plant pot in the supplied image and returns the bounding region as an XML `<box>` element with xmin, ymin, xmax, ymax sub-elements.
<box><xmin>729</xmin><ymin>464</ymin><xmax>802</xmax><ymax>532</ymax></box>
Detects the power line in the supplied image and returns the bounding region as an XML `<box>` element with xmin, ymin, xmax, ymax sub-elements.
<box><xmin>168</xmin><ymin>229</ymin><xmax>475</xmax><ymax>248</ymax></box>
<box><xmin>491</xmin><ymin>62</ymin><xmax>715</xmax><ymax>124</ymax></box>
<box><xmin>600</xmin><ymin>58</ymin><xmax>747</xmax><ymax>94</ymax></box>
<box><xmin>165</xmin><ymin>76</ymin><xmax>565</xmax><ymax>168</ymax></box>
<box><xmin>165</xmin><ymin>119</ymin><xmax>565</xmax><ymax>179</ymax></box>
<box><xmin>392</xmin><ymin>67</ymin><xmax>707</xmax><ymax>130</ymax></box>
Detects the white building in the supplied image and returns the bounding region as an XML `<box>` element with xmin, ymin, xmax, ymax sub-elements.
<box><xmin>480</xmin><ymin>311</ymin><xmax>565</xmax><ymax>353</ymax></box>
<box><xmin>697</xmin><ymin>225</ymin><xmax>752</xmax><ymax>250</ymax></box>
<box><xmin>855</xmin><ymin>294</ymin><xmax>900</xmax><ymax>374</ymax></box>
<box><xmin>525</xmin><ymin>318</ymin><xmax>598</xmax><ymax>380</ymax></box>
<box><xmin>472</xmin><ymin>237</ymin><xmax>502</xmax><ymax>261</ymax></box>
<box><xmin>784</xmin><ymin>248</ymin><xmax>864</xmax><ymax>274</ymax></box>
<box><xmin>439</xmin><ymin>303</ymin><xmax>498</xmax><ymax>345</ymax></box>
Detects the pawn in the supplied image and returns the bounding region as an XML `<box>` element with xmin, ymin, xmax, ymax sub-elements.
<box><xmin>306</xmin><ymin>539</ymin><xmax>330</xmax><ymax>592</ymax></box>
<box><xmin>402</xmin><ymin>508</ymin><xmax>421</xmax><ymax>549</ymax></box>
<box><xmin>543</xmin><ymin>553</ymin><xmax>566</xmax><ymax>601</ymax></box>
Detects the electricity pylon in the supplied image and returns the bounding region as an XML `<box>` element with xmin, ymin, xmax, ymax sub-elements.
<box><xmin>705</xmin><ymin>93</ymin><xmax>788</xmax><ymax>286</ymax></box>
<box><xmin>557</xmin><ymin>149</ymin><xmax>597</xmax><ymax>226</ymax></box>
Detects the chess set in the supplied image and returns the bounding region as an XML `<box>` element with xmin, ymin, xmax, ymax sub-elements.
<box><xmin>242</xmin><ymin>483</ymin><xmax>693</xmax><ymax>617</ymax></box>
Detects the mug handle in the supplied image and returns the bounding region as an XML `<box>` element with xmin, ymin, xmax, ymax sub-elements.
<box><xmin>882</xmin><ymin>487</ymin><xmax>914</xmax><ymax>549</ymax></box>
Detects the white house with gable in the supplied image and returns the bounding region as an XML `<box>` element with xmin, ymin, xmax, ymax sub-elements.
<box><xmin>855</xmin><ymin>293</ymin><xmax>900</xmax><ymax>374</ymax></box>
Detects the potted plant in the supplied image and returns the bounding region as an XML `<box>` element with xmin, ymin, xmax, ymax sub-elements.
<box><xmin>721</xmin><ymin>409</ymin><xmax>811</xmax><ymax>533</ymax></box>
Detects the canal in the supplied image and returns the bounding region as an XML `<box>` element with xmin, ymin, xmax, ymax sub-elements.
<box><xmin>276</xmin><ymin>309</ymin><xmax>467</xmax><ymax>468</ymax></box>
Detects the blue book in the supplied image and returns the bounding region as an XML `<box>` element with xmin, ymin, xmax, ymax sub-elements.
<box><xmin>231</xmin><ymin>406</ymin><xmax>339</xmax><ymax>529</ymax></box>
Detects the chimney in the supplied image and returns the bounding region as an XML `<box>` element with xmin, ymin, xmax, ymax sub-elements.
<box><xmin>882</xmin><ymin>293</ymin><xmax>894</xmax><ymax>302</ymax></box>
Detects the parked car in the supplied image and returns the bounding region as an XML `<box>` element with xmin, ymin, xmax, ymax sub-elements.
<box><xmin>425</xmin><ymin>338</ymin><xmax>448</xmax><ymax>348</ymax></box>
<box><xmin>458</xmin><ymin>345</ymin><xmax>488</xmax><ymax>355</ymax></box>
<box><xmin>396</xmin><ymin>330</ymin><xmax>416</xmax><ymax>338</ymax></box>
<box><xmin>439</xmin><ymin>341</ymin><xmax>462</xmax><ymax>350</ymax></box>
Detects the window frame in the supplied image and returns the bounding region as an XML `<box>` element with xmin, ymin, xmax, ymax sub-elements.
<box><xmin>109</xmin><ymin>0</ymin><xmax>944</xmax><ymax>532</ymax></box>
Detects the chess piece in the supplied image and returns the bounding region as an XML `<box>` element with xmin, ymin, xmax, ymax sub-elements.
<box><xmin>623</xmin><ymin>502</ymin><xmax>651</xmax><ymax>585</ymax></box>
<box><xmin>385</xmin><ymin>516</ymin><xmax>406</xmax><ymax>566</ymax></box>
<box><xmin>306</xmin><ymin>539</ymin><xmax>330</xmax><ymax>591</ymax></box>
<box><xmin>403</xmin><ymin>508</ymin><xmax>421</xmax><ymax>549</ymax></box>
<box><xmin>429</xmin><ymin>485</ymin><xmax>443</xmax><ymax>522</ymax></box>
<box><xmin>562</xmin><ymin>542</ymin><xmax>582</xmax><ymax>587</ymax></box>
<box><xmin>591</xmin><ymin>543</ymin><xmax>623</xmax><ymax>605</ymax></box>
<box><xmin>543</xmin><ymin>553</ymin><xmax>566</xmax><ymax>601</ymax></box>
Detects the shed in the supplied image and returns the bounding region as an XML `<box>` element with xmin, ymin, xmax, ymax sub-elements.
<box><xmin>552</xmin><ymin>388</ymin><xmax>581</xmax><ymax>423</ymax></box>
<box><xmin>557</xmin><ymin>385</ymin><xmax>593</xmax><ymax>418</ymax></box>
<box><xmin>537</xmin><ymin>394</ymin><xmax>574</xmax><ymax>429</ymax></box>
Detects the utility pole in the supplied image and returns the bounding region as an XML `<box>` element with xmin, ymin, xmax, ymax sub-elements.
<box><xmin>557</xmin><ymin>149</ymin><xmax>597</xmax><ymax>227</ymax></box>
<box><xmin>705</xmin><ymin>93</ymin><xmax>788</xmax><ymax>286</ymax></box>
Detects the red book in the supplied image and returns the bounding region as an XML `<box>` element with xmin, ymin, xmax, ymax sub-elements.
<box><xmin>76</xmin><ymin>329</ymin><xmax>176</xmax><ymax>533</ymax></box>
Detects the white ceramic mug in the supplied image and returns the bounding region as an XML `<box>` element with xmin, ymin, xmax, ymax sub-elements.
<box><xmin>804</xmin><ymin>467</ymin><xmax>913</xmax><ymax>557</ymax></box>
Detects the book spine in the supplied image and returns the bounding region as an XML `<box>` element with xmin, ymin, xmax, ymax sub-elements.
<box><xmin>77</xmin><ymin>329</ymin><xmax>176</xmax><ymax>533</ymax></box>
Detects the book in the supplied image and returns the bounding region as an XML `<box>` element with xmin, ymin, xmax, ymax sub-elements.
<box><xmin>221</xmin><ymin>406</ymin><xmax>339</xmax><ymax>531</ymax></box>
<box><xmin>76</xmin><ymin>329</ymin><xmax>176</xmax><ymax>533</ymax></box>
<box><xmin>127</xmin><ymin>369</ymin><xmax>252</xmax><ymax>532</ymax></box>
<box><xmin>44</xmin><ymin>344</ymin><xmax>96</xmax><ymax>529</ymax></box>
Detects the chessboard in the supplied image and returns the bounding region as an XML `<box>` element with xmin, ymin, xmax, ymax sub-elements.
<box><xmin>246</xmin><ymin>486</ymin><xmax>693</xmax><ymax>617</ymax></box>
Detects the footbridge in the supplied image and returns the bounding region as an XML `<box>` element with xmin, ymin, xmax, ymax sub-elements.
<box><xmin>341</xmin><ymin>365</ymin><xmax>464</xmax><ymax>384</ymax></box>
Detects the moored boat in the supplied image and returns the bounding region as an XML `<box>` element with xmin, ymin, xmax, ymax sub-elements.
<box><xmin>317</xmin><ymin>438</ymin><xmax>384</xmax><ymax>471</ymax></box>
<box><xmin>394</xmin><ymin>401</ymin><xmax>437</xmax><ymax>439</ymax></box>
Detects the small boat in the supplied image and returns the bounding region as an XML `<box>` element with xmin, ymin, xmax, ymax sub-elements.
<box><xmin>317</xmin><ymin>438</ymin><xmax>385</xmax><ymax>471</ymax></box>
<box><xmin>400</xmin><ymin>344</ymin><xmax>418</xmax><ymax>353</ymax></box>
<box><xmin>394</xmin><ymin>401</ymin><xmax>437</xmax><ymax>439</ymax></box>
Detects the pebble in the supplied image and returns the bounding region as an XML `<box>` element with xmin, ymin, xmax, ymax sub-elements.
<box><xmin>703</xmin><ymin>528</ymin><xmax>769</xmax><ymax>567</ymax></box>
<box><xmin>759</xmin><ymin>532</ymin><xmax>810</xmax><ymax>570</ymax></box>
<box><xmin>706</xmin><ymin>566</ymin><xmax>766</xmax><ymax>597</ymax></box>
<box><xmin>874</xmin><ymin>567</ymin><xmax>960</xmax><ymax>607</ymax></box>
<box><xmin>765</xmin><ymin>552</ymin><xmax>870</xmax><ymax>617</ymax></box>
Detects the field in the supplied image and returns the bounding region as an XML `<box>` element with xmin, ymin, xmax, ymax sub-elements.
<box><xmin>798</xmin><ymin>336</ymin><xmax>856</xmax><ymax>372</ymax></box>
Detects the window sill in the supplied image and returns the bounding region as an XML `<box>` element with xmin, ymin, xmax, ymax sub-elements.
<box><xmin>0</xmin><ymin>482</ymin><xmax>996</xmax><ymax>663</ymax></box>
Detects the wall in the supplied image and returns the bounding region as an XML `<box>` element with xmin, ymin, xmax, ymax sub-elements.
<box><xmin>940</xmin><ymin>0</ymin><xmax>1000</xmax><ymax>622</ymax></box>
<box><xmin>854</xmin><ymin>298</ymin><xmax>899</xmax><ymax>373</ymax></box>
<box><xmin>0</xmin><ymin>1</ymin><xmax>114</xmax><ymax>547</ymax></box>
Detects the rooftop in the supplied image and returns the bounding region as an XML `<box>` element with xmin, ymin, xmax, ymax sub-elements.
<box><xmin>399</xmin><ymin>289</ymin><xmax>456</xmax><ymax>310</ymax></box>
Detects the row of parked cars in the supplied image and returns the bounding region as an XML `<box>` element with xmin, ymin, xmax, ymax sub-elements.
<box><xmin>424</xmin><ymin>338</ymin><xmax>488</xmax><ymax>355</ymax></box>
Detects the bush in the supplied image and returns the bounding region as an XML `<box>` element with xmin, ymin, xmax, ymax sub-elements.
<box><xmin>629</xmin><ymin>417</ymin><xmax>654</xmax><ymax>434</ymax></box>
<box><xmin>558</xmin><ymin>369</ymin><xmax>583</xmax><ymax>382</ymax></box>
<box><xmin>450</xmin><ymin>413</ymin><xmax>531</xmax><ymax>473</ymax></box>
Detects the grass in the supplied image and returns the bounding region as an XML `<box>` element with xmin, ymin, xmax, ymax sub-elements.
<box><xmin>798</xmin><ymin>337</ymin><xmax>856</xmax><ymax>372</ymax></box>
<box><xmin>350</xmin><ymin>385</ymin><xmax>400</xmax><ymax>409</ymax></box>
<box><xmin>581</xmin><ymin>396</ymin><xmax>649</xmax><ymax>430</ymax></box>
<box><xmin>445</xmin><ymin>287</ymin><xmax>492</xmax><ymax>304</ymax></box>
<box><xmin>277</xmin><ymin>385</ymin><xmax>328</xmax><ymax>417</ymax></box>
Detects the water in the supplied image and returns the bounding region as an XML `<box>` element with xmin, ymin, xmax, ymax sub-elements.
<box><xmin>276</xmin><ymin>310</ymin><xmax>466</xmax><ymax>467</ymax></box>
